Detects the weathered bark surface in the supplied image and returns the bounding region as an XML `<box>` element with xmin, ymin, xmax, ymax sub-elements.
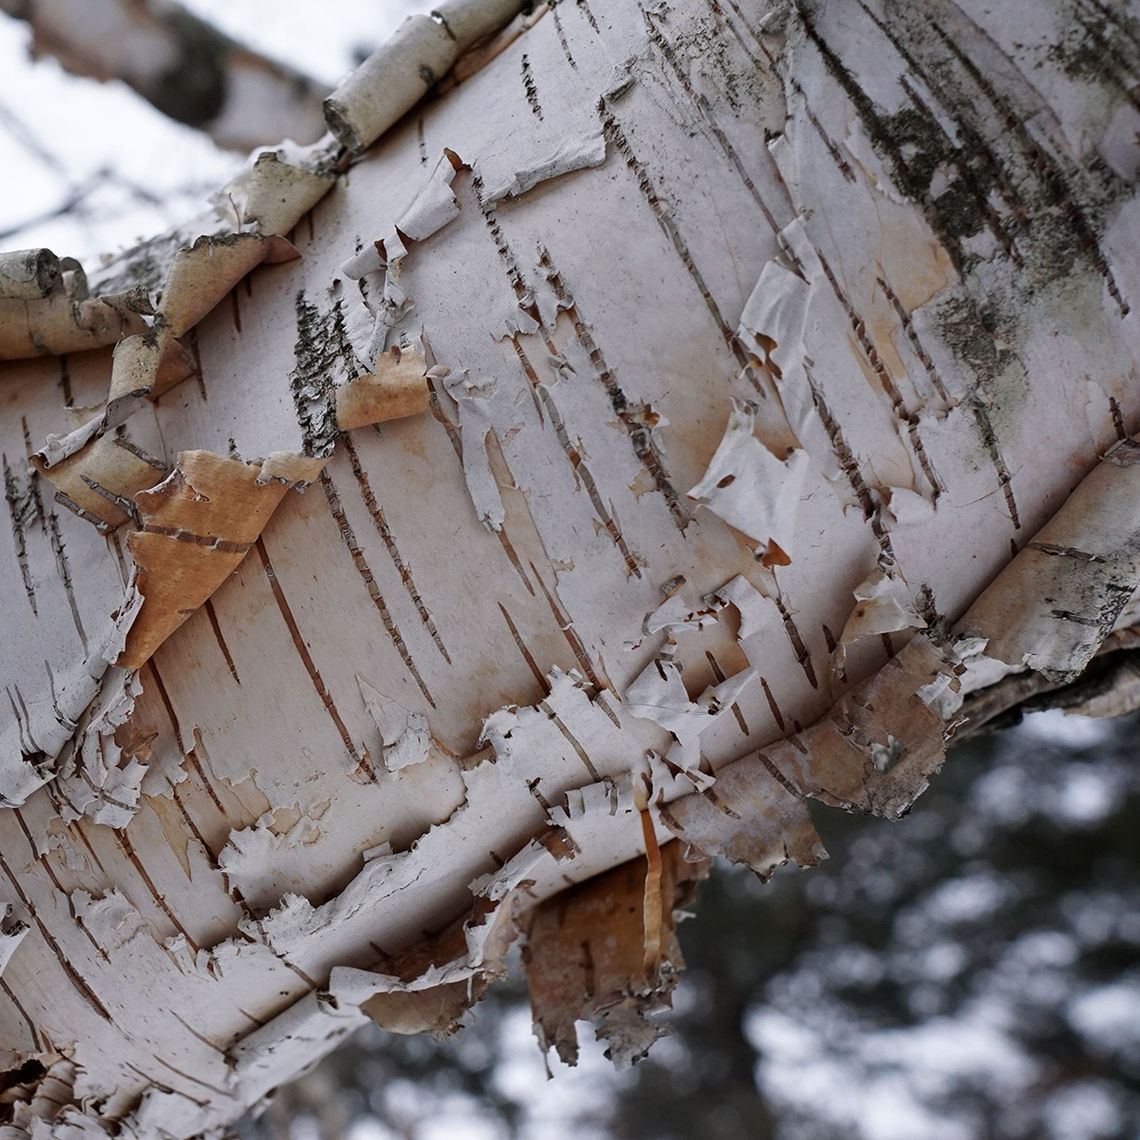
<box><xmin>1</xmin><ymin>0</ymin><xmax>1139</xmax><ymax>1135</ymax></box>
<box><xmin>0</xmin><ymin>0</ymin><xmax>329</xmax><ymax>149</ymax></box>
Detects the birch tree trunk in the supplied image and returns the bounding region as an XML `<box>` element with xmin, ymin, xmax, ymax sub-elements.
<box><xmin>2</xmin><ymin>0</ymin><xmax>1140</xmax><ymax>1135</ymax></box>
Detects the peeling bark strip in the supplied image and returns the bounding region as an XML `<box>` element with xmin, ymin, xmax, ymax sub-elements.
<box><xmin>118</xmin><ymin>451</ymin><xmax>325</xmax><ymax>669</ymax></box>
<box><xmin>334</xmin><ymin>346</ymin><xmax>431</xmax><ymax>431</ymax></box>
<box><xmin>957</xmin><ymin>436</ymin><xmax>1140</xmax><ymax>684</ymax></box>
<box><xmin>667</xmin><ymin>435</ymin><xmax>1140</xmax><ymax>867</ymax></box>
<box><xmin>2</xmin><ymin>0</ymin><xmax>1140</xmax><ymax>1133</ymax></box>
<box><xmin>524</xmin><ymin>844</ymin><xmax>708</xmax><ymax>1069</ymax></box>
<box><xmin>0</xmin><ymin>283</ymin><xmax>148</xmax><ymax>358</ymax></box>
<box><xmin>34</xmin><ymin>434</ymin><xmax>168</xmax><ymax>531</ymax></box>
<box><xmin>323</xmin><ymin>0</ymin><xmax>528</xmax><ymax>152</ymax></box>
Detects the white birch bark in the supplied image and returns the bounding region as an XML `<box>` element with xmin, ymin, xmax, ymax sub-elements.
<box><xmin>1</xmin><ymin>0</ymin><xmax>1139</xmax><ymax>1135</ymax></box>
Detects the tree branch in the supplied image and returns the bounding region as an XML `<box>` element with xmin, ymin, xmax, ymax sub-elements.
<box><xmin>0</xmin><ymin>0</ymin><xmax>330</xmax><ymax>150</ymax></box>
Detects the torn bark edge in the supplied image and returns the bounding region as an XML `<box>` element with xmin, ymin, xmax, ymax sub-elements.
<box><xmin>0</xmin><ymin>447</ymin><xmax>324</xmax><ymax>810</ymax></box>
<box><xmin>0</xmin><ymin>1052</ymin><xmax>79</xmax><ymax>1134</ymax></box>
<box><xmin>31</xmin><ymin>433</ymin><xmax>170</xmax><ymax>532</ymax></box>
<box><xmin>19</xmin><ymin>145</ymin><xmax>333</xmax><ymax>479</ymax></box>
<box><xmin>0</xmin><ymin>152</ymin><xmax>325</xmax><ymax>367</ymax></box>
<box><xmin>225</xmin><ymin>872</ymin><xmax>531</xmax><ymax>1110</ymax></box>
<box><xmin>329</xmin><ymin>892</ymin><xmax>517</xmax><ymax>1038</ymax></box>
<box><xmin>35</xmin><ymin>233</ymin><xmax>303</xmax><ymax>472</ymax></box>
<box><xmin>0</xmin><ymin>288</ymin><xmax>149</xmax><ymax>360</ymax></box>
<box><xmin>521</xmin><ymin>842</ymin><xmax>709</xmax><ymax>1070</ymax></box>
<box><xmin>0</xmin><ymin>595</ymin><xmax>141</xmax><ymax>810</ymax></box>
<box><xmin>664</xmin><ymin>435</ymin><xmax>1140</xmax><ymax>876</ymax></box>
<box><xmin>954</xmin><ymin>434</ymin><xmax>1140</xmax><ymax>686</ymax></box>
<box><xmin>0</xmin><ymin>902</ymin><xmax>30</xmax><ymax>978</ymax></box>
<box><xmin>955</xmin><ymin>625</ymin><xmax>1140</xmax><ymax>733</ymax></box>
<box><xmin>225</xmin><ymin>771</ymin><xmax>697</xmax><ymax>1094</ymax></box>
<box><xmin>323</xmin><ymin>841</ymin><xmax>707</xmax><ymax>1071</ymax></box>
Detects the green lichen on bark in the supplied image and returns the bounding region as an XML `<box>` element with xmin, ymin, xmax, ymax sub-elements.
<box><xmin>1047</xmin><ymin>0</ymin><xmax>1140</xmax><ymax>93</ymax></box>
<box><xmin>800</xmin><ymin>0</ymin><xmax>1130</xmax><ymax>304</ymax></box>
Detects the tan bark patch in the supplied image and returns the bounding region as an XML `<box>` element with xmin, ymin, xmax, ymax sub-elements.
<box><xmin>523</xmin><ymin>843</ymin><xmax>708</xmax><ymax>1069</ymax></box>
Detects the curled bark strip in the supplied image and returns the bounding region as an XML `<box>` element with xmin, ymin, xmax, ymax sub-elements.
<box><xmin>0</xmin><ymin>290</ymin><xmax>148</xmax><ymax>359</ymax></box>
<box><xmin>660</xmin><ymin>759</ymin><xmax>829</xmax><ymax>881</ymax></box>
<box><xmin>32</xmin><ymin>434</ymin><xmax>168</xmax><ymax>531</ymax></box>
<box><xmin>958</xmin><ymin>435</ymin><xmax>1140</xmax><ymax>684</ymax></box>
<box><xmin>117</xmin><ymin>450</ymin><xmax>325</xmax><ymax>669</ymax></box>
<box><xmin>36</xmin><ymin>228</ymin><xmax>317</xmax><ymax>470</ymax></box>
<box><xmin>324</xmin><ymin>0</ymin><xmax>527</xmax><ymax>153</ymax></box>
<box><xmin>0</xmin><ymin>248</ymin><xmax>64</xmax><ymax>300</ymax></box>
<box><xmin>636</xmin><ymin>778</ymin><xmax>664</xmax><ymax>980</ymax></box>
<box><xmin>335</xmin><ymin>346</ymin><xmax>431</xmax><ymax>430</ymax></box>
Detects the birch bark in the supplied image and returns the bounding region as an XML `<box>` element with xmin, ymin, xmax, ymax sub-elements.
<box><xmin>1</xmin><ymin>0</ymin><xmax>1139</xmax><ymax>1136</ymax></box>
